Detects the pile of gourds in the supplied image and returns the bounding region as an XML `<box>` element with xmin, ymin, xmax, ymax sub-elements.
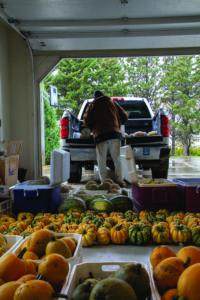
<box><xmin>150</xmin><ymin>245</ymin><xmax>200</xmax><ymax>300</ymax></box>
<box><xmin>1</xmin><ymin>209</ymin><xmax>200</xmax><ymax>247</ymax></box>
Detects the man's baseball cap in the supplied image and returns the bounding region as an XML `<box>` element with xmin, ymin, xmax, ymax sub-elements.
<box><xmin>94</xmin><ymin>90</ymin><xmax>105</xmax><ymax>99</ymax></box>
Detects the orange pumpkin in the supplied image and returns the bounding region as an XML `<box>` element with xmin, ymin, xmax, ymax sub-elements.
<box><xmin>153</xmin><ymin>256</ymin><xmax>190</xmax><ymax>294</ymax></box>
<box><xmin>150</xmin><ymin>245</ymin><xmax>176</xmax><ymax>269</ymax></box>
<box><xmin>177</xmin><ymin>263</ymin><xmax>200</xmax><ymax>300</ymax></box>
<box><xmin>161</xmin><ymin>288</ymin><xmax>178</xmax><ymax>300</ymax></box>
<box><xmin>0</xmin><ymin>253</ymin><xmax>27</xmax><ymax>282</ymax></box>
<box><xmin>45</xmin><ymin>236</ymin><xmax>72</xmax><ymax>259</ymax></box>
<box><xmin>61</xmin><ymin>237</ymin><xmax>77</xmax><ymax>255</ymax></box>
<box><xmin>26</xmin><ymin>229</ymin><xmax>55</xmax><ymax>257</ymax></box>
<box><xmin>0</xmin><ymin>279</ymin><xmax>5</xmax><ymax>286</ymax></box>
<box><xmin>25</xmin><ymin>259</ymin><xmax>39</xmax><ymax>275</ymax></box>
<box><xmin>13</xmin><ymin>279</ymin><xmax>56</xmax><ymax>300</ymax></box>
<box><xmin>110</xmin><ymin>224</ymin><xmax>128</xmax><ymax>244</ymax></box>
<box><xmin>0</xmin><ymin>281</ymin><xmax>21</xmax><ymax>300</ymax></box>
<box><xmin>23</xmin><ymin>250</ymin><xmax>39</xmax><ymax>260</ymax></box>
<box><xmin>17</xmin><ymin>274</ymin><xmax>36</xmax><ymax>283</ymax></box>
<box><xmin>177</xmin><ymin>246</ymin><xmax>200</xmax><ymax>266</ymax></box>
<box><xmin>38</xmin><ymin>253</ymin><xmax>69</xmax><ymax>292</ymax></box>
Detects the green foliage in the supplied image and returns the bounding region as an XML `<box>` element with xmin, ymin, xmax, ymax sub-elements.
<box><xmin>44</xmin><ymin>99</ymin><xmax>60</xmax><ymax>164</ymax></box>
<box><xmin>171</xmin><ymin>146</ymin><xmax>200</xmax><ymax>157</ymax></box>
<box><xmin>44</xmin><ymin>58</ymin><xmax>128</xmax><ymax>118</ymax></box>
<box><xmin>125</xmin><ymin>57</ymin><xmax>162</xmax><ymax>111</ymax></box>
<box><xmin>160</xmin><ymin>55</ymin><xmax>200</xmax><ymax>156</ymax></box>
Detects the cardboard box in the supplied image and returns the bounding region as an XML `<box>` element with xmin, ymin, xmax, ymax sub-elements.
<box><xmin>0</xmin><ymin>141</ymin><xmax>22</xmax><ymax>187</ymax></box>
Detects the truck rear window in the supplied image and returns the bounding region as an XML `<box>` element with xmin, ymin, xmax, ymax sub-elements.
<box><xmin>116</xmin><ymin>100</ymin><xmax>151</xmax><ymax>118</ymax></box>
<box><xmin>80</xmin><ymin>99</ymin><xmax>151</xmax><ymax>120</ymax></box>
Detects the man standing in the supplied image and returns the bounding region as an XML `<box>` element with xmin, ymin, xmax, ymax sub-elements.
<box><xmin>83</xmin><ymin>90</ymin><xmax>128</xmax><ymax>187</ymax></box>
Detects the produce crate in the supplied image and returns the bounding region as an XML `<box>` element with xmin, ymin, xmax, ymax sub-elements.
<box><xmin>64</xmin><ymin>261</ymin><xmax>157</xmax><ymax>300</ymax></box>
<box><xmin>13</xmin><ymin>233</ymin><xmax>82</xmax><ymax>268</ymax></box>
<box><xmin>13</xmin><ymin>180</ymin><xmax>61</xmax><ymax>215</ymax></box>
<box><xmin>132</xmin><ymin>179</ymin><xmax>180</xmax><ymax>213</ymax></box>
<box><xmin>0</xmin><ymin>198</ymin><xmax>12</xmax><ymax>216</ymax></box>
<box><xmin>2</xmin><ymin>235</ymin><xmax>23</xmax><ymax>257</ymax></box>
<box><xmin>173</xmin><ymin>178</ymin><xmax>200</xmax><ymax>212</ymax></box>
<box><xmin>149</xmin><ymin>265</ymin><xmax>162</xmax><ymax>300</ymax></box>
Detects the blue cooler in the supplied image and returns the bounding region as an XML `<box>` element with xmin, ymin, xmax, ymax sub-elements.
<box><xmin>13</xmin><ymin>180</ymin><xmax>61</xmax><ymax>215</ymax></box>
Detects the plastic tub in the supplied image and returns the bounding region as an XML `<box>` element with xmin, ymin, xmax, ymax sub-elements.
<box><xmin>64</xmin><ymin>261</ymin><xmax>157</xmax><ymax>300</ymax></box>
<box><xmin>173</xmin><ymin>178</ymin><xmax>200</xmax><ymax>212</ymax></box>
<box><xmin>132</xmin><ymin>179</ymin><xmax>179</xmax><ymax>213</ymax></box>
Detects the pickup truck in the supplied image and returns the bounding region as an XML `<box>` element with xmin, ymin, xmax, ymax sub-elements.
<box><xmin>60</xmin><ymin>97</ymin><xmax>171</xmax><ymax>183</ymax></box>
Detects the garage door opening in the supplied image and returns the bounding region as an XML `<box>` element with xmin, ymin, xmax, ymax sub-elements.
<box><xmin>40</xmin><ymin>55</ymin><xmax>200</xmax><ymax>180</ymax></box>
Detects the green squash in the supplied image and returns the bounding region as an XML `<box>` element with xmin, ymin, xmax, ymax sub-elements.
<box><xmin>109</xmin><ymin>263</ymin><xmax>150</xmax><ymax>300</ymax></box>
<box><xmin>72</xmin><ymin>282</ymin><xmax>94</xmax><ymax>300</ymax></box>
<box><xmin>89</xmin><ymin>278</ymin><xmax>137</xmax><ymax>300</ymax></box>
<box><xmin>128</xmin><ymin>223</ymin><xmax>151</xmax><ymax>245</ymax></box>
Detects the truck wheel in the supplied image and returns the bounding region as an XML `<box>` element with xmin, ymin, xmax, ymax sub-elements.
<box><xmin>151</xmin><ymin>158</ymin><xmax>169</xmax><ymax>179</ymax></box>
<box><xmin>68</xmin><ymin>162</ymin><xmax>82</xmax><ymax>183</ymax></box>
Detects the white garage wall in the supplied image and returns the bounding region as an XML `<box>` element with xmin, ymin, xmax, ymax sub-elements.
<box><xmin>0</xmin><ymin>18</ymin><xmax>37</xmax><ymax>180</ymax></box>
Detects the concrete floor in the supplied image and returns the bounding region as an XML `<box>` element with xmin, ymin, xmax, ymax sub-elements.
<box><xmin>43</xmin><ymin>156</ymin><xmax>200</xmax><ymax>189</ymax></box>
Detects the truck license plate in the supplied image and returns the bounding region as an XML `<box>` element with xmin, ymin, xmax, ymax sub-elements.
<box><xmin>143</xmin><ymin>147</ymin><xmax>150</xmax><ymax>155</ymax></box>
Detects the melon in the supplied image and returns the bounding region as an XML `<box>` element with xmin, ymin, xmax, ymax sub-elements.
<box><xmin>58</xmin><ymin>196</ymin><xmax>86</xmax><ymax>214</ymax></box>
<box><xmin>109</xmin><ymin>195</ymin><xmax>133</xmax><ymax>213</ymax></box>
<box><xmin>88</xmin><ymin>198</ymin><xmax>115</xmax><ymax>214</ymax></box>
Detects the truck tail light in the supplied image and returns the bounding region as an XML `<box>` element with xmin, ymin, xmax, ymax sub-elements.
<box><xmin>60</xmin><ymin>117</ymin><xmax>69</xmax><ymax>138</ymax></box>
<box><xmin>161</xmin><ymin>115</ymin><xmax>169</xmax><ymax>137</ymax></box>
<box><xmin>112</xmin><ymin>97</ymin><xmax>124</xmax><ymax>101</ymax></box>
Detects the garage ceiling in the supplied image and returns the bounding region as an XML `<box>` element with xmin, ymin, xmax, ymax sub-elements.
<box><xmin>1</xmin><ymin>0</ymin><xmax>200</xmax><ymax>57</ymax></box>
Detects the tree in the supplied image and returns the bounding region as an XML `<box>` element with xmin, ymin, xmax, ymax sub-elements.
<box><xmin>44</xmin><ymin>99</ymin><xmax>60</xmax><ymax>164</ymax></box>
<box><xmin>160</xmin><ymin>55</ymin><xmax>200</xmax><ymax>156</ymax></box>
<box><xmin>125</xmin><ymin>56</ymin><xmax>162</xmax><ymax>111</ymax></box>
<box><xmin>44</xmin><ymin>58</ymin><xmax>128</xmax><ymax>118</ymax></box>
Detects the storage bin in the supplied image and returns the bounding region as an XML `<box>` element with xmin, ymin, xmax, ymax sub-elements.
<box><xmin>132</xmin><ymin>179</ymin><xmax>179</xmax><ymax>213</ymax></box>
<box><xmin>64</xmin><ymin>261</ymin><xmax>156</xmax><ymax>300</ymax></box>
<box><xmin>173</xmin><ymin>178</ymin><xmax>200</xmax><ymax>212</ymax></box>
<box><xmin>13</xmin><ymin>180</ymin><xmax>60</xmax><ymax>215</ymax></box>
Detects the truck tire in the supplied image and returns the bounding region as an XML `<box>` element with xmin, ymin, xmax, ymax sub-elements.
<box><xmin>151</xmin><ymin>158</ymin><xmax>169</xmax><ymax>179</ymax></box>
<box><xmin>68</xmin><ymin>162</ymin><xmax>82</xmax><ymax>183</ymax></box>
